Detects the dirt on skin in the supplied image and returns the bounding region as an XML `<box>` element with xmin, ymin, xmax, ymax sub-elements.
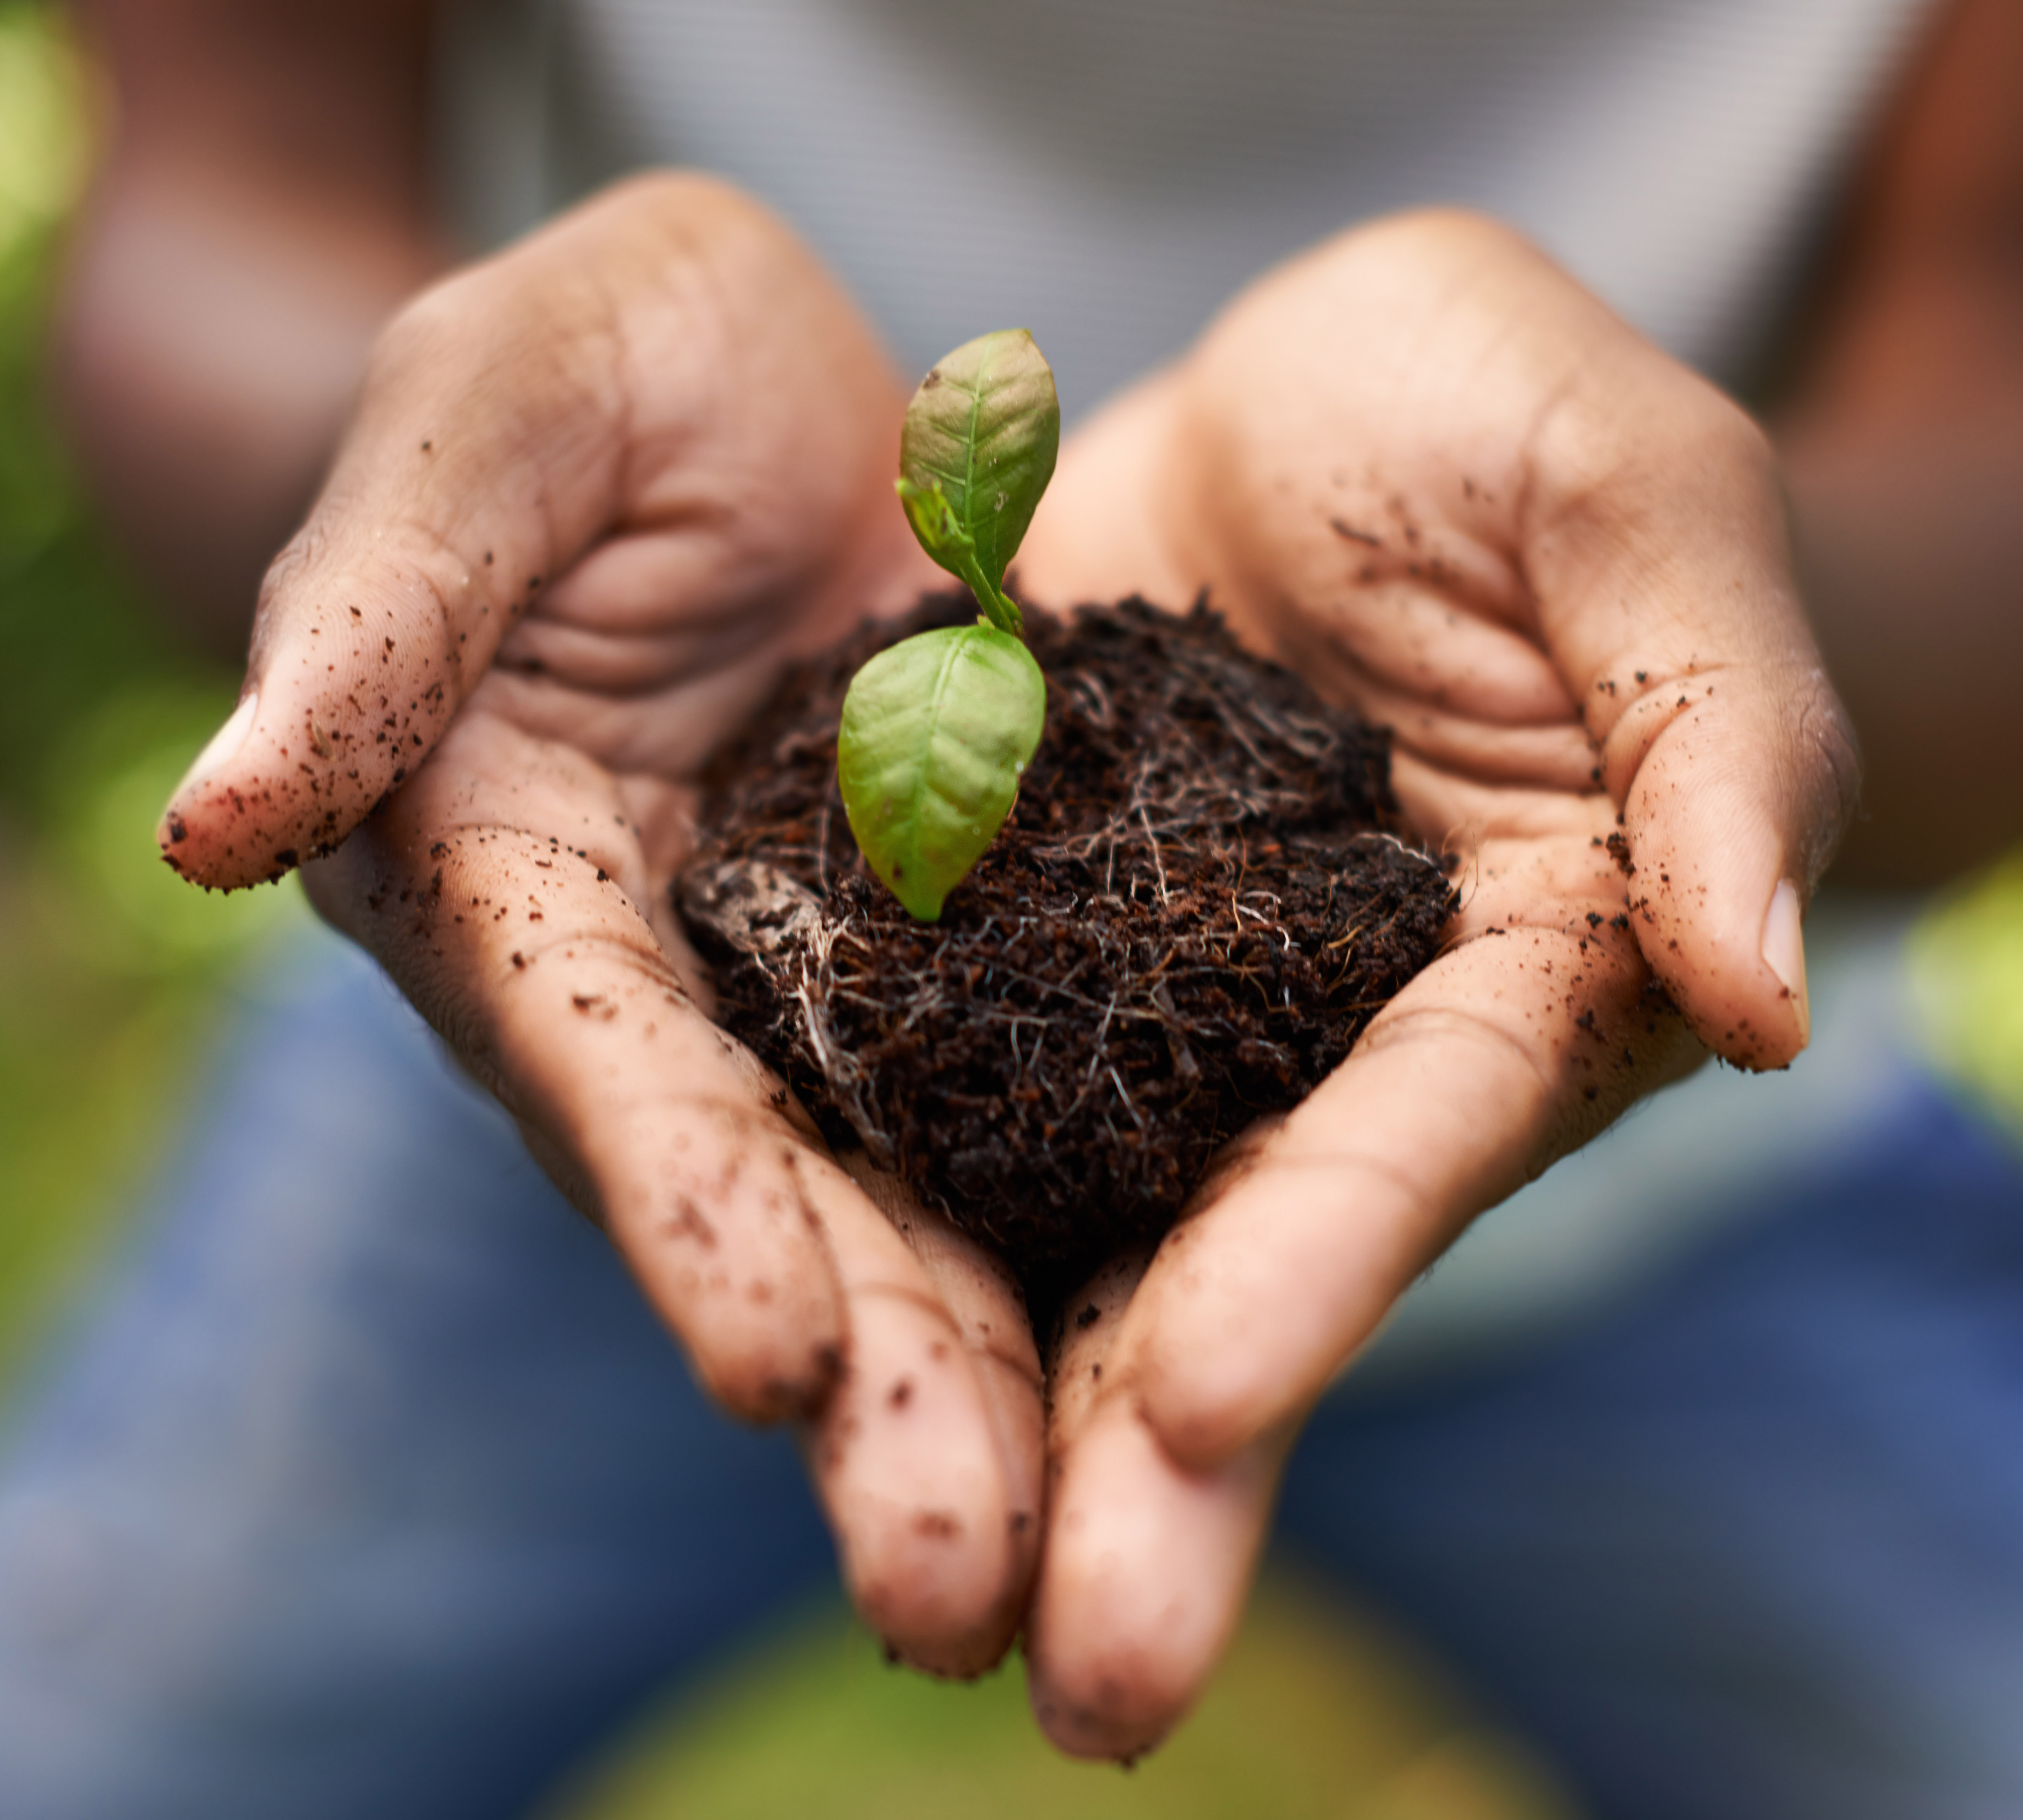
<box><xmin>677</xmin><ymin>595</ymin><xmax>1457</xmax><ymax>1305</ymax></box>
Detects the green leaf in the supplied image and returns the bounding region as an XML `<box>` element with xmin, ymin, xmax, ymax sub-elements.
<box><xmin>837</xmin><ymin>624</ymin><xmax>1046</xmax><ymax>922</ymax></box>
<box><xmin>896</xmin><ymin>329</ymin><xmax>1058</xmax><ymax>632</ymax></box>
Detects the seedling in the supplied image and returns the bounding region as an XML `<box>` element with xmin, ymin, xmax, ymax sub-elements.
<box><xmin>686</xmin><ymin>333</ymin><xmax>1453</xmax><ymax>1286</ymax></box>
<box><xmin>837</xmin><ymin>330</ymin><xmax>1058</xmax><ymax>921</ymax></box>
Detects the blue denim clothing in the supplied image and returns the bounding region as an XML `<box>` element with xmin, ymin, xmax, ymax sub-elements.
<box><xmin>3</xmin><ymin>928</ymin><xmax>2022</xmax><ymax>1819</ymax></box>
<box><xmin>1286</xmin><ymin>1069</ymin><xmax>2023</xmax><ymax>1820</ymax></box>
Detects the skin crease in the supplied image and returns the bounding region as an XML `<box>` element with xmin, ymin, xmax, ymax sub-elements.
<box><xmin>59</xmin><ymin>0</ymin><xmax>2023</xmax><ymax>1769</ymax></box>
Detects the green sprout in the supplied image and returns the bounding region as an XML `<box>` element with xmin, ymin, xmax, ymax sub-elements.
<box><xmin>837</xmin><ymin>330</ymin><xmax>1058</xmax><ymax>921</ymax></box>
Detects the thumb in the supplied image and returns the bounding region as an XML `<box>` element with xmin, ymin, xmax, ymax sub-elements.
<box><xmin>156</xmin><ymin>174</ymin><xmax>745</xmax><ymax>891</ymax></box>
<box><xmin>1539</xmin><ymin>385</ymin><xmax>1862</xmax><ymax>1070</ymax></box>
<box><xmin>1113</xmin><ymin>210</ymin><xmax>1860</xmax><ymax>1076</ymax></box>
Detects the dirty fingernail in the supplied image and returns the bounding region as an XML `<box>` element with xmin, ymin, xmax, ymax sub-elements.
<box><xmin>167</xmin><ymin>693</ymin><xmax>259</xmax><ymax>805</ymax></box>
<box><xmin>1760</xmin><ymin>878</ymin><xmax>1809</xmax><ymax>1047</ymax></box>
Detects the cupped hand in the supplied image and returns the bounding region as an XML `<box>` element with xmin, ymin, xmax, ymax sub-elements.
<box><xmin>1014</xmin><ymin>210</ymin><xmax>1861</xmax><ymax>1756</ymax></box>
<box><xmin>157</xmin><ymin>175</ymin><xmax>1041</xmax><ymax>1677</ymax></box>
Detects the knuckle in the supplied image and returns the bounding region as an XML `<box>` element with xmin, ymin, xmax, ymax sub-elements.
<box><xmin>598</xmin><ymin>166</ymin><xmax>761</xmax><ymax>228</ymax></box>
<box><xmin>362</xmin><ymin>275</ymin><xmax>479</xmax><ymax>390</ymax></box>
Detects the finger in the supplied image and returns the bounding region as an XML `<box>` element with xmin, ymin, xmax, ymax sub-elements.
<box><xmin>1521</xmin><ymin>348</ymin><xmax>1858</xmax><ymax>1068</ymax></box>
<box><xmin>312</xmin><ymin>711</ymin><xmax>1042</xmax><ymax>1668</ymax></box>
<box><xmin>844</xmin><ymin>1162</ymin><xmax>1047</xmax><ymax>1604</ymax></box>
<box><xmin>1124</xmin><ymin>899</ymin><xmax>1694</xmax><ymax>1472</ymax></box>
<box><xmin>307</xmin><ymin>707</ymin><xmax>849</xmax><ymax>1420</ymax></box>
<box><xmin>158</xmin><ymin>172</ymin><xmax>907</xmax><ymax>890</ymax></box>
<box><xmin>1026</xmin><ymin>1254</ymin><xmax>1288</xmax><ymax>1761</ymax></box>
<box><xmin>1025</xmin><ymin>839</ymin><xmax>1676</xmax><ymax>1752</ymax></box>
<box><xmin>807</xmin><ymin>1163</ymin><xmax>1045</xmax><ymax>1677</ymax></box>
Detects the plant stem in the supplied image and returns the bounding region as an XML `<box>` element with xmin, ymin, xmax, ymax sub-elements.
<box><xmin>957</xmin><ymin>554</ymin><xmax>1024</xmax><ymax>638</ymax></box>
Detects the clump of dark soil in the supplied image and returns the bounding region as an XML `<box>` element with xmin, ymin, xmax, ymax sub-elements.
<box><xmin>678</xmin><ymin>594</ymin><xmax>1455</xmax><ymax>1305</ymax></box>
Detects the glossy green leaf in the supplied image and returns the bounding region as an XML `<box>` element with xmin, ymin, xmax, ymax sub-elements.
<box><xmin>837</xmin><ymin>624</ymin><xmax>1046</xmax><ymax>922</ymax></box>
<box><xmin>896</xmin><ymin>329</ymin><xmax>1058</xmax><ymax>633</ymax></box>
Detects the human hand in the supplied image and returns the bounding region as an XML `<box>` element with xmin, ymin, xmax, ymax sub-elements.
<box><xmin>1015</xmin><ymin>210</ymin><xmax>1860</xmax><ymax>1756</ymax></box>
<box><xmin>156</xmin><ymin>175</ymin><xmax>1041</xmax><ymax>1677</ymax></box>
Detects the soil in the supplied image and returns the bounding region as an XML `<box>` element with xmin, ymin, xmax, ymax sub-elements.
<box><xmin>677</xmin><ymin>594</ymin><xmax>1457</xmax><ymax>1308</ymax></box>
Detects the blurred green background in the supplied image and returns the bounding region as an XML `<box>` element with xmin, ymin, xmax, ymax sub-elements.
<box><xmin>7</xmin><ymin>2</ymin><xmax>2023</xmax><ymax>1815</ymax></box>
<box><xmin>0</xmin><ymin>0</ymin><xmax>306</xmax><ymax>1387</ymax></box>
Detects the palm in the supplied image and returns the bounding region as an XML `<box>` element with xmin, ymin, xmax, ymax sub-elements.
<box><xmin>1014</xmin><ymin>211</ymin><xmax>1854</xmax><ymax>1757</ymax></box>
<box><xmin>443</xmin><ymin>355</ymin><xmax>934</xmax><ymax>977</ymax></box>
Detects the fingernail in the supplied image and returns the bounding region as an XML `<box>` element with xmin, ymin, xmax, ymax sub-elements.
<box><xmin>1760</xmin><ymin>878</ymin><xmax>1809</xmax><ymax>1047</ymax></box>
<box><xmin>169</xmin><ymin>692</ymin><xmax>258</xmax><ymax>801</ymax></box>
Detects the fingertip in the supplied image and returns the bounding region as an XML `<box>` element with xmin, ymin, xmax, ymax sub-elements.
<box><xmin>1136</xmin><ymin>1357</ymin><xmax>1265</xmax><ymax>1475</ymax></box>
<box><xmin>613</xmin><ymin>1198</ymin><xmax>849</xmax><ymax>1427</ymax></box>
<box><xmin>1026</xmin><ymin>1401</ymin><xmax>1273</xmax><ymax>1763</ymax></box>
<box><xmin>826</xmin><ymin>1388</ymin><xmax>1027</xmax><ymax>1680</ymax></box>
<box><xmin>578</xmin><ymin>1107</ymin><xmax>853</xmax><ymax>1431</ymax></box>
<box><xmin>159</xmin><ymin>692</ymin><xmax>279</xmax><ymax>889</ymax></box>
<box><xmin>170</xmin><ymin>691</ymin><xmax>261</xmax><ymax>804</ymax></box>
<box><xmin>1131</xmin><ymin>1275</ymin><xmax>1282</xmax><ymax>1472</ymax></box>
<box><xmin>1126</xmin><ymin>1165</ymin><xmax>1404</xmax><ymax>1473</ymax></box>
<box><xmin>1028</xmin><ymin>1663</ymin><xmax>1182</xmax><ymax>1764</ymax></box>
<box><xmin>793</xmin><ymin>1169</ymin><xmax>1042</xmax><ymax>1675</ymax></box>
<box><xmin>1622</xmin><ymin>737</ymin><xmax>1817</xmax><ymax>1073</ymax></box>
<box><xmin>159</xmin><ymin>728</ymin><xmax>330</xmax><ymax>891</ymax></box>
<box><xmin>845</xmin><ymin>1521</ymin><xmax>1023</xmax><ymax>1682</ymax></box>
<box><xmin>1639</xmin><ymin>856</ymin><xmax>1810</xmax><ymax>1073</ymax></box>
<box><xmin>690</xmin><ymin>1320</ymin><xmax>846</xmax><ymax>1428</ymax></box>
